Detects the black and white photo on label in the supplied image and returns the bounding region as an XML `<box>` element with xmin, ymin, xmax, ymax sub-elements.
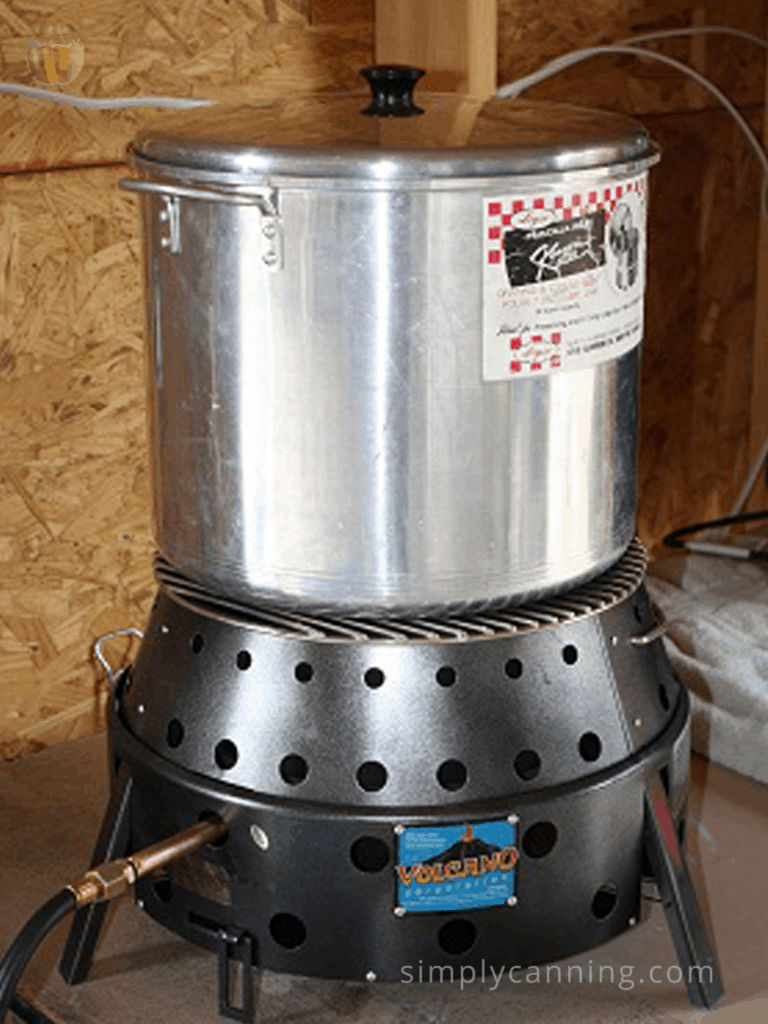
<box><xmin>608</xmin><ymin>203</ymin><xmax>640</xmax><ymax>291</ymax></box>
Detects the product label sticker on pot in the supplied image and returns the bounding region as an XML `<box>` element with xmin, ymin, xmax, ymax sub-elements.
<box><xmin>395</xmin><ymin>820</ymin><xmax>517</xmax><ymax>914</ymax></box>
<box><xmin>483</xmin><ymin>172</ymin><xmax>648</xmax><ymax>380</ymax></box>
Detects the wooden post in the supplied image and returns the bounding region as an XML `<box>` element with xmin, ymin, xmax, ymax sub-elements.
<box><xmin>375</xmin><ymin>0</ymin><xmax>498</xmax><ymax>98</ymax></box>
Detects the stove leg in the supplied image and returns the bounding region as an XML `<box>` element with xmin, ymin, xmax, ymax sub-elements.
<box><xmin>643</xmin><ymin>771</ymin><xmax>724</xmax><ymax>1008</ymax></box>
<box><xmin>217</xmin><ymin>928</ymin><xmax>256</xmax><ymax>1023</ymax></box>
<box><xmin>59</xmin><ymin>762</ymin><xmax>133</xmax><ymax>985</ymax></box>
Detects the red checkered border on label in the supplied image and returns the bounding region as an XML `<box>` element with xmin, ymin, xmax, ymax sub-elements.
<box><xmin>486</xmin><ymin>178</ymin><xmax>645</xmax><ymax>265</ymax></box>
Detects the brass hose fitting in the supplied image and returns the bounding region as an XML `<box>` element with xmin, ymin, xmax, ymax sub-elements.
<box><xmin>66</xmin><ymin>815</ymin><xmax>227</xmax><ymax>908</ymax></box>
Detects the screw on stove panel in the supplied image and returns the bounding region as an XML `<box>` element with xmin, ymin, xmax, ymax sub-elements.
<box><xmin>630</xmin><ymin>604</ymin><xmax>667</xmax><ymax>646</ymax></box>
<box><xmin>249</xmin><ymin>823</ymin><xmax>269</xmax><ymax>850</ymax></box>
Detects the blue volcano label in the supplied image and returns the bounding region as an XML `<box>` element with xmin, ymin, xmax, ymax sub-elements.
<box><xmin>395</xmin><ymin>820</ymin><xmax>517</xmax><ymax>913</ymax></box>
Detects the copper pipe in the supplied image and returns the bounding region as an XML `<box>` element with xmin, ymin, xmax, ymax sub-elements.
<box><xmin>67</xmin><ymin>815</ymin><xmax>227</xmax><ymax>908</ymax></box>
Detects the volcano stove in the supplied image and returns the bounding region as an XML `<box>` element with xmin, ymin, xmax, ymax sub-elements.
<box><xmin>58</xmin><ymin>540</ymin><xmax>722</xmax><ymax>1019</ymax></box>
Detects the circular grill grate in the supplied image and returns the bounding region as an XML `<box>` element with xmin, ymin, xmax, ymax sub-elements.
<box><xmin>153</xmin><ymin>540</ymin><xmax>647</xmax><ymax>644</ymax></box>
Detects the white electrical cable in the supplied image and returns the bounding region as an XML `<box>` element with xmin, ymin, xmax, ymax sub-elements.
<box><xmin>616</xmin><ymin>26</ymin><xmax>768</xmax><ymax>51</ymax></box>
<box><xmin>0</xmin><ymin>82</ymin><xmax>216</xmax><ymax>108</ymax></box>
<box><xmin>728</xmin><ymin>429</ymin><xmax>768</xmax><ymax>518</ymax></box>
<box><xmin>496</xmin><ymin>44</ymin><xmax>768</xmax><ymax>179</ymax></box>
<box><xmin>683</xmin><ymin>541</ymin><xmax>752</xmax><ymax>559</ymax></box>
<box><xmin>497</xmin><ymin>26</ymin><xmax>768</xmax><ymax>101</ymax></box>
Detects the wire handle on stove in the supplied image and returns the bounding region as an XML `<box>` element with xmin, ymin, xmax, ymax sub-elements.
<box><xmin>93</xmin><ymin>628</ymin><xmax>144</xmax><ymax>686</ymax></box>
<box><xmin>629</xmin><ymin>603</ymin><xmax>667</xmax><ymax>646</ymax></box>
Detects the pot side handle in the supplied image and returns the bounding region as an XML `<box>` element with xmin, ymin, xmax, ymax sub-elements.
<box><xmin>118</xmin><ymin>178</ymin><xmax>282</xmax><ymax>269</ymax></box>
<box><xmin>118</xmin><ymin>178</ymin><xmax>278</xmax><ymax>216</ymax></box>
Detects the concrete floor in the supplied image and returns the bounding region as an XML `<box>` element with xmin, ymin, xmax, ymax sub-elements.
<box><xmin>1</xmin><ymin>735</ymin><xmax>768</xmax><ymax>1024</ymax></box>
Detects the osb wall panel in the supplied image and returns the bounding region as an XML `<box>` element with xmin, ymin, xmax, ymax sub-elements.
<box><xmin>639</xmin><ymin>107</ymin><xmax>760</xmax><ymax>549</ymax></box>
<box><xmin>0</xmin><ymin>168</ymin><xmax>150</xmax><ymax>758</ymax></box>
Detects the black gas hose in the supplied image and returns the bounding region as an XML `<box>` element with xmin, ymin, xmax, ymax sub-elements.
<box><xmin>8</xmin><ymin>992</ymin><xmax>61</xmax><ymax>1024</ymax></box>
<box><xmin>0</xmin><ymin>889</ymin><xmax>76</xmax><ymax>1022</ymax></box>
<box><xmin>0</xmin><ymin>814</ymin><xmax>227</xmax><ymax>1024</ymax></box>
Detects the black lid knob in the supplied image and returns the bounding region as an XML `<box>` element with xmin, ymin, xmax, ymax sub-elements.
<box><xmin>360</xmin><ymin>65</ymin><xmax>425</xmax><ymax>117</ymax></box>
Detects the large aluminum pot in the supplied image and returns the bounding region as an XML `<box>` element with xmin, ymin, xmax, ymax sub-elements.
<box><xmin>123</xmin><ymin>68</ymin><xmax>658</xmax><ymax>617</ymax></box>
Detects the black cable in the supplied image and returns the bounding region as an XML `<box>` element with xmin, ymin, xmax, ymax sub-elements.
<box><xmin>0</xmin><ymin>889</ymin><xmax>76</xmax><ymax>1024</ymax></box>
<box><xmin>663</xmin><ymin>510</ymin><xmax>768</xmax><ymax>555</ymax></box>
<box><xmin>8</xmin><ymin>993</ymin><xmax>60</xmax><ymax>1024</ymax></box>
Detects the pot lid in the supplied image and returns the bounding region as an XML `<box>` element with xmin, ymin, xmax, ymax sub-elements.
<box><xmin>131</xmin><ymin>65</ymin><xmax>656</xmax><ymax>182</ymax></box>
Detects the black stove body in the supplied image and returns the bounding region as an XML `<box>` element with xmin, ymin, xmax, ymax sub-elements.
<box><xmin>59</xmin><ymin>541</ymin><xmax>722</xmax><ymax>1019</ymax></box>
